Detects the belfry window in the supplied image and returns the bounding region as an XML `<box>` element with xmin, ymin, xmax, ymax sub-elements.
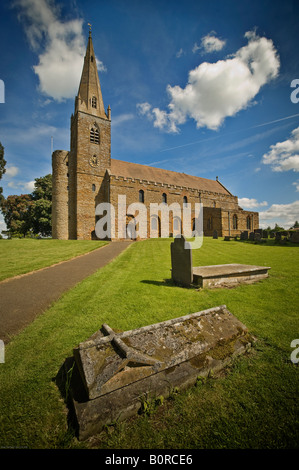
<box><xmin>92</xmin><ymin>96</ymin><xmax>97</xmax><ymax>108</ymax></box>
<box><xmin>162</xmin><ymin>193</ymin><xmax>167</xmax><ymax>204</ymax></box>
<box><xmin>90</xmin><ymin>127</ymin><xmax>100</xmax><ymax>144</ymax></box>
<box><xmin>92</xmin><ymin>184</ymin><xmax>96</xmax><ymax>192</ymax></box>
<box><xmin>183</xmin><ymin>196</ymin><xmax>188</xmax><ymax>207</ymax></box>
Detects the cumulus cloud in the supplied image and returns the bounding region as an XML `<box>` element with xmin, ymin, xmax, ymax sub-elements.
<box><xmin>7</xmin><ymin>180</ymin><xmax>35</xmax><ymax>191</ymax></box>
<box><xmin>262</xmin><ymin>126</ymin><xmax>299</xmax><ymax>172</ymax></box>
<box><xmin>200</xmin><ymin>32</ymin><xmax>226</xmax><ymax>53</ymax></box>
<box><xmin>139</xmin><ymin>30</ymin><xmax>279</xmax><ymax>133</ymax></box>
<box><xmin>14</xmin><ymin>0</ymin><xmax>106</xmax><ymax>101</ymax></box>
<box><xmin>5</xmin><ymin>166</ymin><xmax>19</xmax><ymax>177</ymax></box>
<box><xmin>238</xmin><ymin>197</ymin><xmax>268</xmax><ymax>209</ymax></box>
<box><xmin>259</xmin><ymin>201</ymin><xmax>299</xmax><ymax>229</ymax></box>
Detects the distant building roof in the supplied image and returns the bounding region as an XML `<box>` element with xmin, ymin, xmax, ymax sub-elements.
<box><xmin>110</xmin><ymin>159</ymin><xmax>231</xmax><ymax>195</ymax></box>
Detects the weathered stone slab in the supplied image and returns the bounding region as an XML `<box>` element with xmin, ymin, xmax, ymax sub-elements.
<box><xmin>213</xmin><ymin>230</ymin><xmax>218</xmax><ymax>239</ymax></box>
<box><xmin>193</xmin><ymin>263</ymin><xmax>270</xmax><ymax>288</ymax></box>
<box><xmin>68</xmin><ymin>305</ymin><xmax>254</xmax><ymax>440</ymax></box>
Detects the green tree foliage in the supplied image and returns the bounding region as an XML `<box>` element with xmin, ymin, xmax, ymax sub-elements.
<box><xmin>29</xmin><ymin>174</ymin><xmax>52</xmax><ymax>237</ymax></box>
<box><xmin>1</xmin><ymin>194</ymin><xmax>33</xmax><ymax>237</ymax></box>
<box><xmin>0</xmin><ymin>174</ymin><xmax>52</xmax><ymax>238</ymax></box>
<box><xmin>0</xmin><ymin>142</ymin><xmax>6</xmax><ymax>204</ymax></box>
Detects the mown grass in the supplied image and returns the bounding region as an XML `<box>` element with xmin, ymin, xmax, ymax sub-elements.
<box><xmin>0</xmin><ymin>239</ymin><xmax>108</xmax><ymax>281</ymax></box>
<box><xmin>0</xmin><ymin>237</ymin><xmax>298</xmax><ymax>449</ymax></box>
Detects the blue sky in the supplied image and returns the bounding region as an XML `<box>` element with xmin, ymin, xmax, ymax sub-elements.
<box><xmin>0</xmin><ymin>0</ymin><xmax>299</xmax><ymax>231</ymax></box>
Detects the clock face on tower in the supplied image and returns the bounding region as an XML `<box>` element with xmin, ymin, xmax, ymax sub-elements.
<box><xmin>89</xmin><ymin>155</ymin><xmax>99</xmax><ymax>168</ymax></box>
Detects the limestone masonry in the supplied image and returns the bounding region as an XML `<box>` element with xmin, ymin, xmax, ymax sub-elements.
<box><xmin>52</xmin><ymin>32</ymin><xmax>259</xmax><ymax>240</ymax></box>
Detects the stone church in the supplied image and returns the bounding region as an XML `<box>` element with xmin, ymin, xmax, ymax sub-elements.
<box><xmin>52</xmin><ymin>32</ymin><xmax>259</xmax><ymax>241</ymax></box>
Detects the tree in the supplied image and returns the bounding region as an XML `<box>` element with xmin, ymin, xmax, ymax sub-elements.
<box><xmin>290</xmin><ymin>221</ymin><xmax>299</xmax><ymax>229</ymax></box>
<box><xmin>0</xmin><ymin>174</ymin><xmax>52</xmax><ymax>238</ymax></box>
<box><xmin>0</xmin><ymin>142</ymin><xmax>6</xmax><ymax>205</ymax></box>
<box><xmin>1</xmin><ymin>194</ymin><xmax>33</xmax><ymax>237</ymax></box>
<box><xmin>29</xmin><ymin>174</ymin><xmax>52</xmax><ymax>237</ymax></box>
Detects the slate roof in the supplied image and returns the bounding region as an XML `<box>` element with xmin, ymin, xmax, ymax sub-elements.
<box><xmin>110</xmin><ymin>159</ymin><xmax>232</xmax><ymax>195</ymax></box>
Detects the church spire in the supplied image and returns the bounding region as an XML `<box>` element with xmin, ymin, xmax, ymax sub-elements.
<box><xmin>76</xmin><ymin>30</ymin><xmax>108</xmax><ymax>119</ymax></box>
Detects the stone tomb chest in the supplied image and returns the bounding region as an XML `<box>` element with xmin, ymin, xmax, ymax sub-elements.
<box><xmin>171</xmin><ymin>235</ymin><xmax>271</xmax><ymax>288</ymax></box>
<box><xmin>67</xmin><ymin>305</ymin><xmax>254</xmax><ymax>440</ymax></box>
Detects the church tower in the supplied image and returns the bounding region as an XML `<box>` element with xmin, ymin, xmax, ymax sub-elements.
<box><xmin>68</xmin><ymin>30</ymin><xmax>111</xmax><ymax>239</ymax></box>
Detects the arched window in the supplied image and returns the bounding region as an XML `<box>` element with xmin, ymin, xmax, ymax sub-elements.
<box><xmin>162</xmin><ymin>193</ymin><xmax>167</xmax><ymax>204</ymax></box>
<box><xmin>233</xmin><ymin>214</ymin><xmax>238</xmax><ymax>230</ymax></box>
<box><xmin>92</xmin><ymin>184</ymin><xmax>96</xmax><ymax>192</ymax></box>
<box><xmin>183</xmin><ymin>196</ymin><xmax>188</xmax><ymax>206</ymax></box>
<box><xmin>139</xmin><ymin>189</ymin><xmax>144</xmax><ymax>203</ymax></box>
<box><xmin>90</xmin><ymin>127</ymin><xmax>100</xmax><ymax>144</ymax></box>
<box><xmin>151</xmin><ymin>216</ymin><xmax>158</xmax><ymax>230</ymax></box>
<box><xmin>92</xmin><ymin>96</ymin><xmax>97</xmax><ymax>109</ymax></box>
<box><xmin>173</xmin><ymin>216</ymin><xmax>181</xmax><ymax>234</ymax></box>
<box><xmin>246</xmin><ymin>216</ymin><xmax>251</xmax><ymax>230</ymax></box>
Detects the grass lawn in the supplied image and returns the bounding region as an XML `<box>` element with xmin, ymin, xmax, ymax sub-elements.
<box><xmin>0</xmin><ymin>239</ymin><xmax>108</xmax><ymax>281</ymax></box>
<box><xmin>0</xmin><ymin>237</ymin><xmax>298</xmax><ymax>449</ymax></box>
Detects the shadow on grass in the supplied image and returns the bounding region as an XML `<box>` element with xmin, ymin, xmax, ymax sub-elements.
<box><xmin>140</xmin><ymin>279</ymin><xmax>197</xmax><ymax>289</ymax></box>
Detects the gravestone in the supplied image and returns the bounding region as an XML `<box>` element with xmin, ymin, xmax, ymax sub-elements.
<box><xmin>213</xmin><ymin>230</ymin><xmax>218</xmax><ymax>239</ymax></box>
<box><xmin>249</xmin><ymin>232</ymin><xmax>255</xmax><ymax>241</ymax></box>
<box><xmin>171</xmin><ymin>235</ymin><xmax>192</xmax><ymax>286</ymax></box>
<box><xmin>275</xmin><ymin>232</ymin><xmax>282</xmax><ymax>241</ymax></box>
<box><xmin>240</xmin><ymin>231</ymin><xmax>248</xmax><ymax>240</ymax></box>
<box><xmin>262</xmin><ymin>230</ymin><xmax>268</xmax><ymax>239</ymax></box>
<box><xmin>254</xmin><ymin>233</ymin><xmax>261</xmax><ymax>242</ymax></box>
<box><xmin>170</xmin><ymin>235</ymin><xmax>271</xmax><ymax>289</ymax></box>
<box><xmin>65</xmin><ymin>305</ymin><xmax>255</xmax><ymax>440</ymax></box>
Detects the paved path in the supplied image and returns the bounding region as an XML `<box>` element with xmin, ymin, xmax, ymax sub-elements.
<box><xmin>0</xmin><ymin>241</ymin><xmax>132</xmax><ymax>344</ymax></box>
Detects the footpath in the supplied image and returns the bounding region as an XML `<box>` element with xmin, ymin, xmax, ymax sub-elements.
<box><xmin>0</xmin><ymin>241</ymin><xmax>132</xmax><ymax>344</ymax></box>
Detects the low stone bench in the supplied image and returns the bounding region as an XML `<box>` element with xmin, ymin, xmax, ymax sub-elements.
<box><xmin>171</xmin><ymin>235</ymin><xmax>270</xmax><ymax>288</ymax></box>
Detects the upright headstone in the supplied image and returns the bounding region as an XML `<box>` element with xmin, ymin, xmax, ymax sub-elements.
<box><xmin>249</xmin><ymin>232</ymin><xmax>255</xmax><ymax>241</ymax></box>
<box><xmin>213</xmin><ymin>230</ymin><xmax>218</xmax><ymax>239</ymax></box>
<box><xmin>275</xmin><ymin>232</ymin><xmax>282</xmax><ymax>242</ymax></box>
<box><xmin>262</xmin><ymin>230</ymin><xmax>268</xmax><ymax>239</ymax></box>
<box><xmin>241</xmin><ymin>231</ymin><xmax>248</xmax><ymax>240</ymax></box>
<box><xmin>171</xmin><ymin>235</ymin><xmax>193</xmax><ymax>286</ymax></box>
<box><xmin>254</xmin><ymin>233</ymin><xmax>261</xmax><ymax>242</ymax></box>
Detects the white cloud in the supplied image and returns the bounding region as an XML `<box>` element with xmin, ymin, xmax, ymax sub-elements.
<box><xmin>14</xmin><ymin>0</ymin><xmax>106</xmax><ymax>101</ymax></box>
<box><xmin>293</xmin><ymin>180</ymin><xmax>299</xmax><ymax>192</ymax></box>
<box><xmin>112</xmin><ymin>113</ymin><xmax>134</xmax><ymax>127</ymax></box>
<box><xmin>200</xmin><ymin>32</ymin><xmax>226</xmax><ymax>53</ymax></box>
<box><xmin>262</xmin><ymin>126</ymin><xmax>299</xmax><ymax>172</ymax></box>
<box><xmin>192</xmin><ymin>43</ymin><xmax>200</xmax><ymax>54</ymax></box>
<box><xmin>141</xmin><ymin>30</ymin><xmax>279</xmax><ymax>133</ymax></box>
<box><xmin>176</xmin><ymin>48</ymin><xmax>184</xmax><ymax>58</ymax></box>
<box><xmin>259</xmin><ymin>201</ymin><xmax>299</xmax><ymax>229</ymax></box>
<box><xmin>239</xmin><ymin>197</ymin><xmax>268</xmax><ymax>209</ymax></box>
<box><xmin>7</xmin><ymin>180</ymin><xmax>35</xmax><ymax>191</ymax></box>
<box><xmin>5</xmin><ymin>166</ymin><xmax>19</xmax><ymax>177</ymax></box>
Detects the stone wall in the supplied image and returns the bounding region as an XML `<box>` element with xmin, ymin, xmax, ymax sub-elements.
<box><xmin>52</xmin><ymin>150</ymin><xmax>69</xmax><ymax>239</ymax></box>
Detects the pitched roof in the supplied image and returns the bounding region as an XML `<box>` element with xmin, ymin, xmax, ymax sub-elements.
<box><xmin>110</xmin><ymin>159</ymin><xmax>232</xmax><ymax>195</ymax></box>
